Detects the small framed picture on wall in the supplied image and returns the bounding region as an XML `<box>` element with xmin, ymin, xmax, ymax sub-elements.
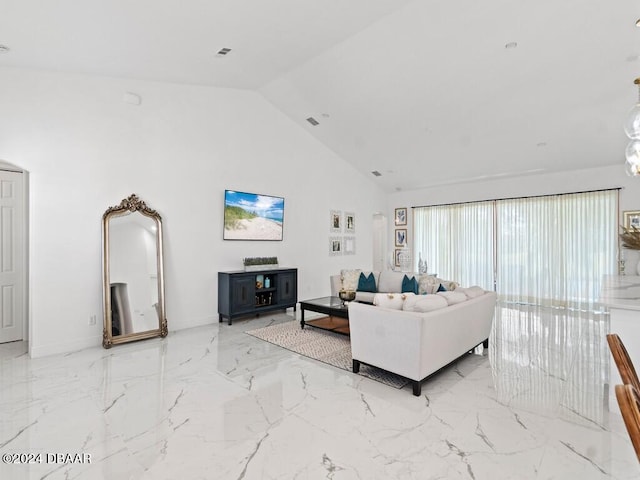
<box><xmin>395</xmin><ymin>228</ymin><xmax>407</xmax><ymax>247</ymax></box>
<box><xmin>624</xmin><ymin>210</ymin><xmax>640</xmax><ymax>230</ymax></box>
<box><xmin>394</xmin><ymin>249</ymin><xmax>402</xmax><ymax>267</ymax></box>
<box><xmin>330</xmin><ymin>210</ymin><xmax>342</xmax><ymax>233</ymax></box>
<box><xmin>345</xmin><ymin>212</ymin><xmax>355</xmax><ymax>234</ymax></box>
<box><xmin>395</xmin><ymin>207</ymin><xmax>407</xmax><ymax>226</ymax></box>
<box><xmin>329</xmin><ymin>236</ymin><xmax>342</xmax><ymax>256</ymax></box>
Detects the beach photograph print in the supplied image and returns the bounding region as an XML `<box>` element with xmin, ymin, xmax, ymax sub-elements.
<box><xmin>223</xmin><ymin>190</ymin><xmax>284</xmax><ymax>240</ymax></box>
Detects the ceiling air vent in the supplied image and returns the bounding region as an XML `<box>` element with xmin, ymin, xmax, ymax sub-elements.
<box><xmin>371</xmin><ymin>170</ymin><xmax>382</xmax><ymax>177</ymax></box>
<box><xmin>215</xmin><ymin>48</ymin><xmax>232</xmax><ymax>57</ymax></box>
<box><xmin>306</xmin><ymin>117</ymin><xmax>319</xmax><ymax>126</ymax></box>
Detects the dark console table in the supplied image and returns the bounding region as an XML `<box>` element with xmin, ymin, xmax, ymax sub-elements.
<box><xmin>218</xmin><ymin>268</ymin><xmax>297</xmax><ymax>325</ymax></box>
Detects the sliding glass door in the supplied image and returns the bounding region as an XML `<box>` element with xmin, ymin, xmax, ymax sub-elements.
<box><xmin>413</xmin><ymin>190</ymin><xmax>618</xmax><ymax>309</ymax></box>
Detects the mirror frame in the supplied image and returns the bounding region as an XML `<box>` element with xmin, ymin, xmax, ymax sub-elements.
<box><xmin>102</xmin><ymin>193</ymin><xmax>167</xmax><ymax>348</ymax></box>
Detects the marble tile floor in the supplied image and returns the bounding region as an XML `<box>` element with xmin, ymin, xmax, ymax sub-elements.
<box><xmin>0</xmin><ymin>304</ymin><xmax>638</xmax><ymax>480</ymax></box>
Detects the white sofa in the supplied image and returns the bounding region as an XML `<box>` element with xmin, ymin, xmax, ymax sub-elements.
<box><xmin>330</xmin><ymin>270</ymin><xmax>457</xmax><ymax>304</ymax></box>
<box><xmin>348</xmin><ymin>289</ymin><xmax>497</xmax><ymax>396</ymax></box>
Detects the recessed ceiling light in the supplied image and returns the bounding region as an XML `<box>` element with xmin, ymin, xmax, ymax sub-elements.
<box><xmin>537</xmin><ymin>142</ymin><xmax>547</xmax><ymax>147</ymax></box>
<box><xmin>505</xmin><ymin>42</ymin><xmax>518</xmax><ymax>49</ymax></box>
<box><xmin>321</xmin><ymin>113</ymin><xmax>330</xmax><ymax>118</ymax></box>
<box><xmin>306</xmin><ymin>117</ymin><xmax>319</xmax><ymax>126</ymax></box>
<box><xmin>0</xmin><ymin>45</ymin><xmax>10</xmax><ymax>54</ymax></box>
<box><xmin>371</xmin><ymin>170</ymin><xmax>382</xmax><ymax>177</ymax></box>
<box><xmin>627</xmin><ymin>54</ymin><xmax>640</xmax><ymax>63</ymax></box>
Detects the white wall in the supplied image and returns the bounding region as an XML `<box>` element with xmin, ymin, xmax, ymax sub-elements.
<box><xmin>0</xmin><ymin>66</ymin><xmax>385</xmax><ymax>357</ymax></box>
<box><xmin>386</xmin><ymin>165</ymin><xmax>640</xmax><ymax>270</ymax></box>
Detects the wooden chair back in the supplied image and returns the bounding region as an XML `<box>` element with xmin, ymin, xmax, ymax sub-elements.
<box><xmin>607</xmin><ymin>333</ymin><xmax>640</xmax><ymax>393</ymax></box>
<box><xmin>616</xmin><ymin>384</ymin><xmax>640</xmax><ymax>463</ymax></box>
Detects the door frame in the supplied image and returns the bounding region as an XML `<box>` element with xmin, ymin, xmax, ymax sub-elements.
<box><xmin>0</xmin><ymin>161</ymin><xmax>29</xmax><ymax>348</ymax></box>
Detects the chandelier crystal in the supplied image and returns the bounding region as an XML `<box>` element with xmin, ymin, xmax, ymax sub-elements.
<box><xmin>625</xmin><ymin>78</ymin><xmax>640</xmax><ymax>176</ymax></box>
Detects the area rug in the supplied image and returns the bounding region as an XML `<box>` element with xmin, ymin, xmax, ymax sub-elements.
<box><xmin>245</xmin><ymin>320</ymin><xmax>409</xmax><ymax>389</ymax></box>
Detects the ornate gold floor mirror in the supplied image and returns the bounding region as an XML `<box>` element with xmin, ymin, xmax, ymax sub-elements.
<box><xmin>102</xmin><ymin>194</ymin><xmax>167</xmax><ymax>348</ymax></box>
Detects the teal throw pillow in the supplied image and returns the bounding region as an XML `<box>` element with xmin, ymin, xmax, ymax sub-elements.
<box><xmin>357</xmin><ymin>272</ymin><xmax>377</xmax><ymax>293</ymax></box>
<box><xmin>401</xmin><ymin>275</ymin><xmax>418</xmax><ymax>294</ymax></box>
<box><xmin>437</xmin><ymin>283</ymin><xmax>447</xmax><ymax>292</ymax></box>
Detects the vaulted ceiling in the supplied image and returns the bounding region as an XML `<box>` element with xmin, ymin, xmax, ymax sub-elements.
<box><xmin>1</xmin><ymin>0</ymin><xmax>638</xmax><ymax>191</ymax></box>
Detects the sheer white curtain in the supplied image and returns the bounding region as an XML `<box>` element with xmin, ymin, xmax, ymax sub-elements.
<box><xmin>496</xmin><ymin>190</ymin><xmax>617</xmax><ymax>309</ymax></box>
<box><xmin>413</xmin><ymin>201</ymin><xmax>494</xmax><ymax>290</ymax></box>
<box><xmin>413</xmin><ymin>190</ymin><xmax>618</xmax><ymax>308</ymax></box>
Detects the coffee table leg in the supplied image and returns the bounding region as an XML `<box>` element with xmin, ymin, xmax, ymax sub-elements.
<box><xmin>300</xmin><ymin>308</ymin><xmax>305</xmax><ymax>329</ymax></box>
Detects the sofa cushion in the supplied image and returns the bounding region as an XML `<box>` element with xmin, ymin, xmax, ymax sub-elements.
<box><xmin>355</xmin><ymin>291</ymin><xmax>376</xmax><ymax>304</ymax></box>
<box><xmin>411</xmin><ymin>295</ymin><xmax>448</xmax><ymax>312</ymax></box>
<box><xmin>437</xmin><ymin>291</ymin><xmax>467</xmax><ymax>305</ymax></box>
<box><xmin>340</xmin><ymin>269</ymin><xmax>361</xmax><ymax>291</ymax></box>
<box><xmin>401</xmin><ymin>275</ymin><xmax>418</xmax><ymax>294</ymax></box>
<box><xmin>378</xmin><ymin>271</ymin><xmax>406</xmax><ymax>293</ymax></box>
<box><xmin>373</xmin><ymin>293</ymin><xmax>409</xmax><ymax>310</ymax></box>
<box><xmin>357</xmin><ymin>272</ymin><xmax>377</xmax><ymax>293</ymax></box>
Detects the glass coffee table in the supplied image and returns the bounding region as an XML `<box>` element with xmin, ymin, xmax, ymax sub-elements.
<box><xmin>299</xmin><ymin>296</ymin><xmax>350</xmax><ymax>335</ymax></box>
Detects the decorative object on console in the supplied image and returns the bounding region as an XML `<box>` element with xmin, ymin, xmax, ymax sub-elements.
<box><xmin>624</xmin><ymin>78</ymin><xmax>640</xmax><ymax>176</ymax></box>
<box><xmin>345</xmin><ymin>212</ymin><xmax>355</xmax><ymax>233</ymax></box>
<box><xmin>223</xmin><ymin>190</ymin><xmax>284</xmax><ymax>241</ymax></box>
<box><xmin>395</xmin><ymin>207</ymin><xmax>407</xmax><ymax>226</ymax></box>
<box><xmin>243</xmin><ymin>256</ymin><xmax>279</xmax><ymax>271</ymax></box>
<box><xmin>330</xmin><ymin>210</ymin><xmax>342</xmax><ymax>233</ymax></box>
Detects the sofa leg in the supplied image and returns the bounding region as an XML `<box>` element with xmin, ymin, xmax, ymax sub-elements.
<box><xmin>352</xmin><ymin>360</ymin><xmax>360</xmax><ymax>373</ymax></box>
<box><xmin>412</xmin><ymin>381</ymin><xmax>421</xmax><ymax>396</ymax></box>
<box><xmin>483</xmin><ymin>338</ymin><xmax>489</xmax><ymax>348</ymax></box>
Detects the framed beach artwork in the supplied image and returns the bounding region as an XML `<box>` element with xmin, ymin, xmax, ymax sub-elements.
<box><xmin>624</xmin><ymin>210</ymin><xmax>640</xmax><ymax>230</ymax></box>
<box><xmin>329</xmin><ymin>236</ymin><xmax>342</xmax><ymax>256</ymax></box>
<box><xmin>395</xmin><ymin>228</ymin><xmax>407</xmax><ymax>247</ymax></box>
<box><xmin>345</xmin><ymin>212</ymin><xmax>355</xmax><ymax>234</ymax></box>
<box><xmin>223</xmin><ymin>190</ymin><xmax>284</xmax><ymax>241</ymax></box>
<box><xmin>395</xmin><ymin>207</ymin><xmax>407</xmax><ymax>226</ymax></box>
<box><xmin>330</xmin><ymin>210</ymin><xmax>342</xmax><ymax>233</ymax></box>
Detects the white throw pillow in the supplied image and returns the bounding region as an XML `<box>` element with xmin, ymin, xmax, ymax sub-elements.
<box><xmin>373</xmin><ymin>293</ymin><xmax>409</xmax><ymax>310</ymax></box>
<box><xmin>437</xmin><ymin>291</ymin><xmax>467</xmax><ymax>305</ymax></box>
<box><xmin>340</xmin><ymin>269</ymin><xmax>361</xmax><ymax>292</ymax></box>
<box><xmin>412</xmin><ymin>295</ymin><xmax>448</xmax><ymax>312</ymax></box>
<box><xmin>378</xmin><ymin>271</ymin><xmax>405</xmax><ymax>293</ymax></box>
<box><xmin>458</xmin><ymin>286</ymin><xmax>485</xmax><ymax>299</ymax></box>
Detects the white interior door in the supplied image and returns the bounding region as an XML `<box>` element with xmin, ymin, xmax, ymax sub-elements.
<box><xmin>0</xmin><ymin>170</ymin><xmax>24</xmax><ymax>343</ymax></box>
<box><xmin>372</xmin><ymin>213</ymin><xmax>387</xmax><ymax>272</ymax></box>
